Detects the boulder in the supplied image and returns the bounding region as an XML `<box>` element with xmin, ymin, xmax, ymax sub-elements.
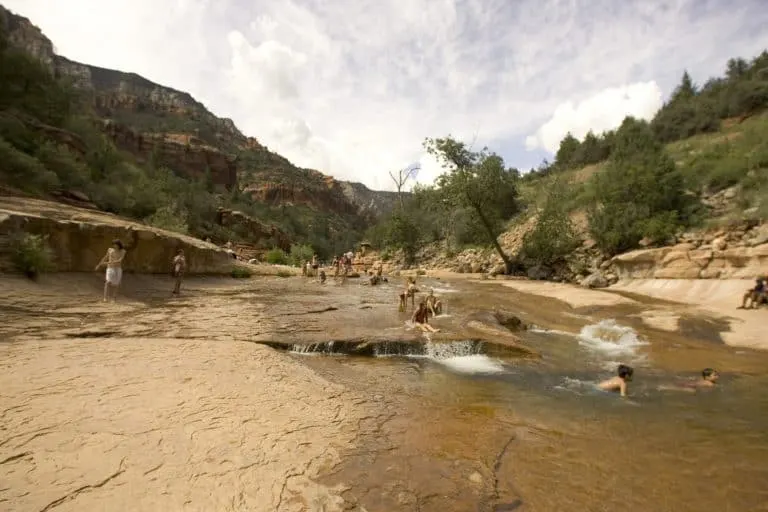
<box><xmin>580</xmin><ymin>271</ymin><xmax>608</xmax><ymax>289</ymax></box>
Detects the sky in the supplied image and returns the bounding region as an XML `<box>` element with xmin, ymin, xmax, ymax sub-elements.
<box><xmin>4</xmin><ymin>0</ymin><xmax>768</xmax><ymax>191</ymax></box>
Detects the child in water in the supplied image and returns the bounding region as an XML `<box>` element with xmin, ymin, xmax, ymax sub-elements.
<box><xmin>598</xmin><ymin>364</ymin><xmax>634</xmax><ymax>397</ymax></box>
<box><xmin>659</xmin><ymin>368</ymin><xmax>720</xmax><ymax>392</ymax></box>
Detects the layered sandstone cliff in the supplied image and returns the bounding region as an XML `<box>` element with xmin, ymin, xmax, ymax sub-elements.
<box><xmin>1</xmin><ymin>5</ymin><xmax>400</xmax><ymax>221</ymax></box>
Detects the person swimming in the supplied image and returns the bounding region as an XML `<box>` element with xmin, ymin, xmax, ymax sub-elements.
<box><xmin>597</xmin><ymin>364</ymin><xmax>634</xmax><ymax>397</ymax></box>
<box><xmin>659</xmin><ymin>368</ymin><xmax>720</xmax><ymax>392</ymax></box>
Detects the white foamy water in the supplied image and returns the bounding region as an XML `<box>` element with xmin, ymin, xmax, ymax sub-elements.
<box><xmin>438</xmin><ymin>354</ymin><xmax>505</xmax><ymax>374</ymax></box>
<box><xmin>425</xmin><ymin>340</ymin><xmax>505</xmax><ymax>374</ymax></box>
<box><xmin>578</xmin><ymin>320</ymin><xmax>648</xmax><ymax>358</ymax></box>
<box><xmin>529</xmin><ymin>326</ymin><xmax>574</xmax><ymax>336</ymax></box>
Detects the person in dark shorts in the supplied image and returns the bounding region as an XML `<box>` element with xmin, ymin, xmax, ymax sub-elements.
<box><xmin>171</xmin><ymin>248</ymin><xmax>187</xmax><ymax>296</ymax></box>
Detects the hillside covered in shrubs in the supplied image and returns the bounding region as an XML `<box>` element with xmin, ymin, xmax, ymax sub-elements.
<box><xmin>367</xmin><ymin>50</ymin><xmax>768</xmax><ymax>272</ymax></box>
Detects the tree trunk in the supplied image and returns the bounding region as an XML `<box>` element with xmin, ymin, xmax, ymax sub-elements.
<box><xmin>474</xmin><ymin>206</ymin><xmax>513</xmax><ymax>273</ymax></box>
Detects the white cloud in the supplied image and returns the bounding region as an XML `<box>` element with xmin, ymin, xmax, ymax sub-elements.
<box><xmin>525</xmin><ymin>81</ymin><xmax>665</xmax><ymax>153</ymax></box>
<box><xmin>4</xmin><ymin>0</ymin><xmax>768</xmax><ymax>190</ymax></box>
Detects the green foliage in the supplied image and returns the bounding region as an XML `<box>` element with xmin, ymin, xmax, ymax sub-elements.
<box><xmin>587</xmin><ymin>118</ymin><xmax>694</xmax><ymax>255</ymax></box>
<box><xmin>384</xmin><ymin>212</ymin><xmax>421</xmax><ymax>264</ymax></box>
<box><xmin>424</xmin><ymin>136</ymin><xmax>521</xmax><ymax>269</ymax></box>
<box><xmin>276</xmin><ymin>270</ymin><xmax>292</xmax><ymax>278</ymax></box>
<box><xmin>520</xmin><ymin>177</ymin><xmax>580</xmax><ymax>265</ymax></box>
<box><xmin>144</xmin><ymin>202</ymin><xmax>189</xmax><ymax>234</ymax></box>
<box><xmin>0</xmin><ymin>136</ymin><xmax>59</xmax><ymax>192</ymax></box>
<box><xmin>288</xmin><ymin>243</ymin><xmax>314</xmax><ymax>266</ymax></box>
<box><xmin>10</xmin><ymin>232</ymin><xmax>54</xmax><ymax>279</ymax></box>
<box><xmin>231</xmin><ymin>266</ymin><xmax>252</xmax><ymax>279</ymax></box>
<box><xmin>265</xmin><ymin>248</ymin><xmax>288</xmax><ymax>265</ymax></box>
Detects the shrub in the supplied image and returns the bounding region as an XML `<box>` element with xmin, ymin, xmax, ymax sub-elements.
<box><xmin>144</xmin><ymin>203</ymin><xmax>189</xmax><ymax>234</ymax></box>
<box><xmin>265</xmin><ymin>248</ymin><xmax>288</xmax><ymax>265</ymax></box>
<box><xmin>276</xmin><ymin>270</ymin><xmax>292</xmax><ymax>278</ymax></box>
<box><xmin>288</xmin><ymin>243</ymin><xmax>314</xmax><ymax>267</ymax></box>
<box><xmin>231</xmin><ymin>266</ymin><xmax>252</xmax><ymax>279</ymax></box>
<box><xmin>11</xmin><ymin>232</ymin><xmax>54</xmax><ymax>279</ymax></box>
<box><xmin>520</xmin><ymin>177</ymin><xmax>580</xmax><ymax>265</ymax></box>
<box><xmin>0</xmin><ymin>136</ymin><xmax>59</xmax><ymax>193</ymax></box>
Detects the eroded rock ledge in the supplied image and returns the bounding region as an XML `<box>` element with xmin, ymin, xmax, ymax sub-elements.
<box><xmin>0</xmin><ymin>197</ymin><xmax>240</xmax><ymax>274</ymax></box>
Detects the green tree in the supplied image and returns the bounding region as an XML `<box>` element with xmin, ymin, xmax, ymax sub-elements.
<box><xmin>555</xmin><ymin>132</ymin><xmax>581</xmax><ymax>170</ymax></box>
<box><xmin>424</xmin><ymin>136</ymin><xmax>521</xmax><ymax>272</ymax></box>
<box><xmin>520</xmin><ymin>176</ymin><xmax>580</xmax><ymax>265</ymax></box>
<box><xmin>587</xmin><ymin>117</ymin><xmax>692</xmax><ymax>255</ymax></box>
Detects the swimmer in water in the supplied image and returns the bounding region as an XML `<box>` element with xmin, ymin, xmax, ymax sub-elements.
<box><xmin>659</xmin><ymin>368</ymin><xmax>720</xmax><ymax>392</ymax></box>
<box><xmin>597</xmin><ymin>364</ymin><xmax>633</xmax><ymax>397</ymax></box>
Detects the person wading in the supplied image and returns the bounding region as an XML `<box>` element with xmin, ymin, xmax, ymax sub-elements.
<box><xmin>171</xmin><ymin>248</ymin><xmax>187</xmax><ymax>296</ymax></box>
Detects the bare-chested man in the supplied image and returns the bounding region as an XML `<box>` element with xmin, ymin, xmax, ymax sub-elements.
<box><xmin>171</xmin><ymin>248</ymin><xmax>186</xmax><ymax>296</ymax></box>
<box><xmin>412</xmin><ymin>301</ymin><xmax>439</xmax><ymax>333</ymax></box>
<box><xmin>426</xmin><ymin>289</ymin><xmax>442</xmax><ymax>317</ymax></box>
<box><xmin>597</xmin><ymin>364</ymin><xmax>633</xmax><ymax>397</ymax></box>
<box><xmin>95</xmin><ymin>239</ymin><xmax>126</xmax><ymax>302</ymax></box>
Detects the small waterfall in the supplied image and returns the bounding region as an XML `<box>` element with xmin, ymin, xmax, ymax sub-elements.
<box><xmin>290</xmin><ymin>341</ymin><xmax>337</xmax><ymax>354</ymax></box>
<box><xmin>424</xmin><ymin>340</ymin><xmax>480</xmax><ymax>359</ymax></box>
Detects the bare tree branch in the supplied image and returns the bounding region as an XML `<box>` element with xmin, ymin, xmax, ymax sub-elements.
<box><xmin>389</xmin><ymin>164</ymin><xmax>421</xmax><ymax>210</ymax></box>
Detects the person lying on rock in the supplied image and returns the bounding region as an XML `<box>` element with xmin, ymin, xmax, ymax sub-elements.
<box><xmin>658</xmin><ymin>368</ymin><xmax>720</xmax><ymax>392</ymax></box>
<box><xmin>739</xmin><ymin>277</ymin><xmax>766</xmax><ymax>309</ymax></box>
<box><xmin>598</xmin><ymin>364</ymin><xmax>633</xmax><ymax>397</ymax></box>
<box><xmin>95</xmin><ymin>239</ymin><xmax>126</xmax><ymax>302</ymax></box>
<box><xmin>426</xmin><ymin>289</ymin><xmax>442</xmax><ymax>317</ymax></box>
<box><xmin>171</xmin><ymin>249</ymin><xmax>186</xmax><ymax>296</ymax></box>
<box><xmin>412</xmin><ymin>301</ymin><xmax>439</xmax><ymax>333</ymax></box>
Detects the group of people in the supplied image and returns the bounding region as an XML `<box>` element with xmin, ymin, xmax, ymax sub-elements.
<box><xmin>739</xmin><ymin>276</ymin><xmax>767</xmax><ymax>309</ymax></box>
<box><xmin>94</xmin><ymin>239</ymin><xmax>187</xmax><ymax>302</ymax></box>
<box><xmin>397</xmin><ymin>277</ymin><xmax>444</xmax><ymax>333</ymax></box>
<box><xmin>598</xmin><ymin>364</ymin><xmax>720</xmax><ymax>397</ymax></box>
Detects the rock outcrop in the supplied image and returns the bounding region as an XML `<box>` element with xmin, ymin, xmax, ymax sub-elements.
<box><xmin>216</xmin><ymin>208</ymin><xmax>292</xmax><ymax>252</ymax></box>
<box><xmin>609</xmin><ymin>223</ymin><xmax>768</xmax><ymax>280</ymax></box>
<box><xmin>0</xmin><ymin>197</ymin><xmax>240</xmax><ymax>274</ymax></box>
<box><xmin>102</xmin><ymin>121</ymin><xmax>238</xmax><ymax>189</ymax></box>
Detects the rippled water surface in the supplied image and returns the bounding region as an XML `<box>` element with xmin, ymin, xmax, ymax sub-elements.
<box><xmin>297</xmin><ymin>277</ymin><xmax>768</xmax><ymax>511</ymax></box>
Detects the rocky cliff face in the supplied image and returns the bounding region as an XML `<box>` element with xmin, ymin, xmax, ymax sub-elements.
<box><xmin>0</xmin><ymin>4</ymin><xmax>398</xmax><ymax>221</ymax></box>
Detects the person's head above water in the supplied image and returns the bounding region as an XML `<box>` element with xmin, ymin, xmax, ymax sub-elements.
<box><xmin>618</xmin><ymin>364</ymin><xmax>634</xmax><ymax>381</ymax></box>
<box><xmin>112</xmin><ymin>239</ymin><xmax>124</xmax><ymax>250</ymax></box>
<box><xmin>702</xmin><ymin>368</ymin><xmax>719</xmax><ymax>382</ymax></box>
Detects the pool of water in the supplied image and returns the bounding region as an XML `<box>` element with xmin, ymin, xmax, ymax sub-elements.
<box><xmin>295</xmin><ymin>277</ymin><xmax>768</xmax><ymax>511</ymax></box>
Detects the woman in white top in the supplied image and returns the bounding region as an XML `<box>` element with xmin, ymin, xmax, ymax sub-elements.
<box><xmin>95</xmin><ymin>239</ymin><xmax>126</xmax><ymax>302</ymax></box>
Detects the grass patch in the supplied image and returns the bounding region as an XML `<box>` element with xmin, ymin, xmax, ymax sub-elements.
<box><xmin>276</xmin><ymin>270</ymin><xmax>292</xmax><ymax>278</ymax></box>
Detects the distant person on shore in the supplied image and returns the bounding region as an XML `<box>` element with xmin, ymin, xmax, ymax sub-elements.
<box><xmin>95</xmin><ymin>239</ymin><xmax>126</xmax><ymax>302</ymax></box>
<box><xmin>301</xmin><ymin>260</ymin><xmax>308</xmax><ymax>277</ymax></box>
<box><xmin>412</xmin><ymin>301</ymin><xmax>439</xmax><ymax>333</ymax></box>
<box><xmin>426</xmin><ymin>289</ymin><xmax>442</xmax><ymax>317</ymax></box>
<box><xmin>598</xmin><ymin>364</ymin><xmax>634</xmax><ymax>397</ymax></box>
<box><xmin>739</xmin><ymin>276</ymin><xmax>766</xmax><ymax>309</ymax></box>
<box><xmin>171</xmin><ymin>249</ymin><xmax>186</xmax><ymax>296</ymax></box>
<box><xmin>311</xmin><ymin>254</ymin><xmax>319</xmax><ymax>277</ymax></box>
<box><xmin>659</xmin><ymin>368</ymin><xmax>720</xmax><ymax>392</ymax></box>
<box><xmin>319</xmin><ymin>269</ymin><xmax>327</xmax><ymax>284</ymax></box>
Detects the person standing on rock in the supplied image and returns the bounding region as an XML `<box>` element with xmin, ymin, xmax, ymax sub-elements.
<box><xmin>171</xmin><ymin>248</ymin><xmax>187</xmax><ymax>296</ymax></box>
<box><xmin>95</xmin><ymin>239</ymin><xmax>126</xmax><ymax>302</ymax></box>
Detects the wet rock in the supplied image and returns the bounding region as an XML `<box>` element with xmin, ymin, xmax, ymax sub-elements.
<box><xmin>712</xmin><ymin>237</ymin><xmax>728</xmax><ymax>251</ymax></box>
<box><xmin>468</xmin><ymin>472</ymin><xmax>483</xmax><ymax>484</ymax></box>
<box><xmin>580</xmin><ymin>272</ymin><xmax>608</xmax><ymax>289</ymax></box>
<box><xmin>493</xmin><ymin>310</ymin><xmax>528</xmax><ymax>331</ymax></box>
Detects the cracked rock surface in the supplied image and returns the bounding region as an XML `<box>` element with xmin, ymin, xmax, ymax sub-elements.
<box><xmin>0</xmin><ymin>274</ymin><xmax>373</xmax><ymax>512</ymax></box>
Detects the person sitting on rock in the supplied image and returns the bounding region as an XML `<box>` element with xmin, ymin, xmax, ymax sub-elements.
<box><xmin>95</xmin><ymin>239</ymin><xmax>126</xmax><ymax>302</ymax></box>
<box><xmin>319</xmin><ymin>270</ymin><xmax>327</xmax><ymax>284</ymax></box>
<box><xmin>597</xmin><ymin>364</ymin><xmax>633</xmax><ymax>397</ymax></box>
<box><xmin>412</xmin><ymin>300</ymin><xmax>439</xmax><ymax>333</ymax></box>
<box><xmin>739</xmin><ymin>277</ymin><xmax>766</xmax><ymax>309</ymax></box>
<box><xmin>171</xmin><ymin>248</ymin><xmax>186</xmax><ymax>296</ymax></box>
<box><xmin>425</xmin><ymin>289</ymin><xmax>442</xmax><ymax>317</ymax></box>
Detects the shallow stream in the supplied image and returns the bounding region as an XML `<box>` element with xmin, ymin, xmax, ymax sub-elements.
<box><xmin>288</xmin><ymin>277</ymin><xmax>768</xmax><ymax>511</ymax></box>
